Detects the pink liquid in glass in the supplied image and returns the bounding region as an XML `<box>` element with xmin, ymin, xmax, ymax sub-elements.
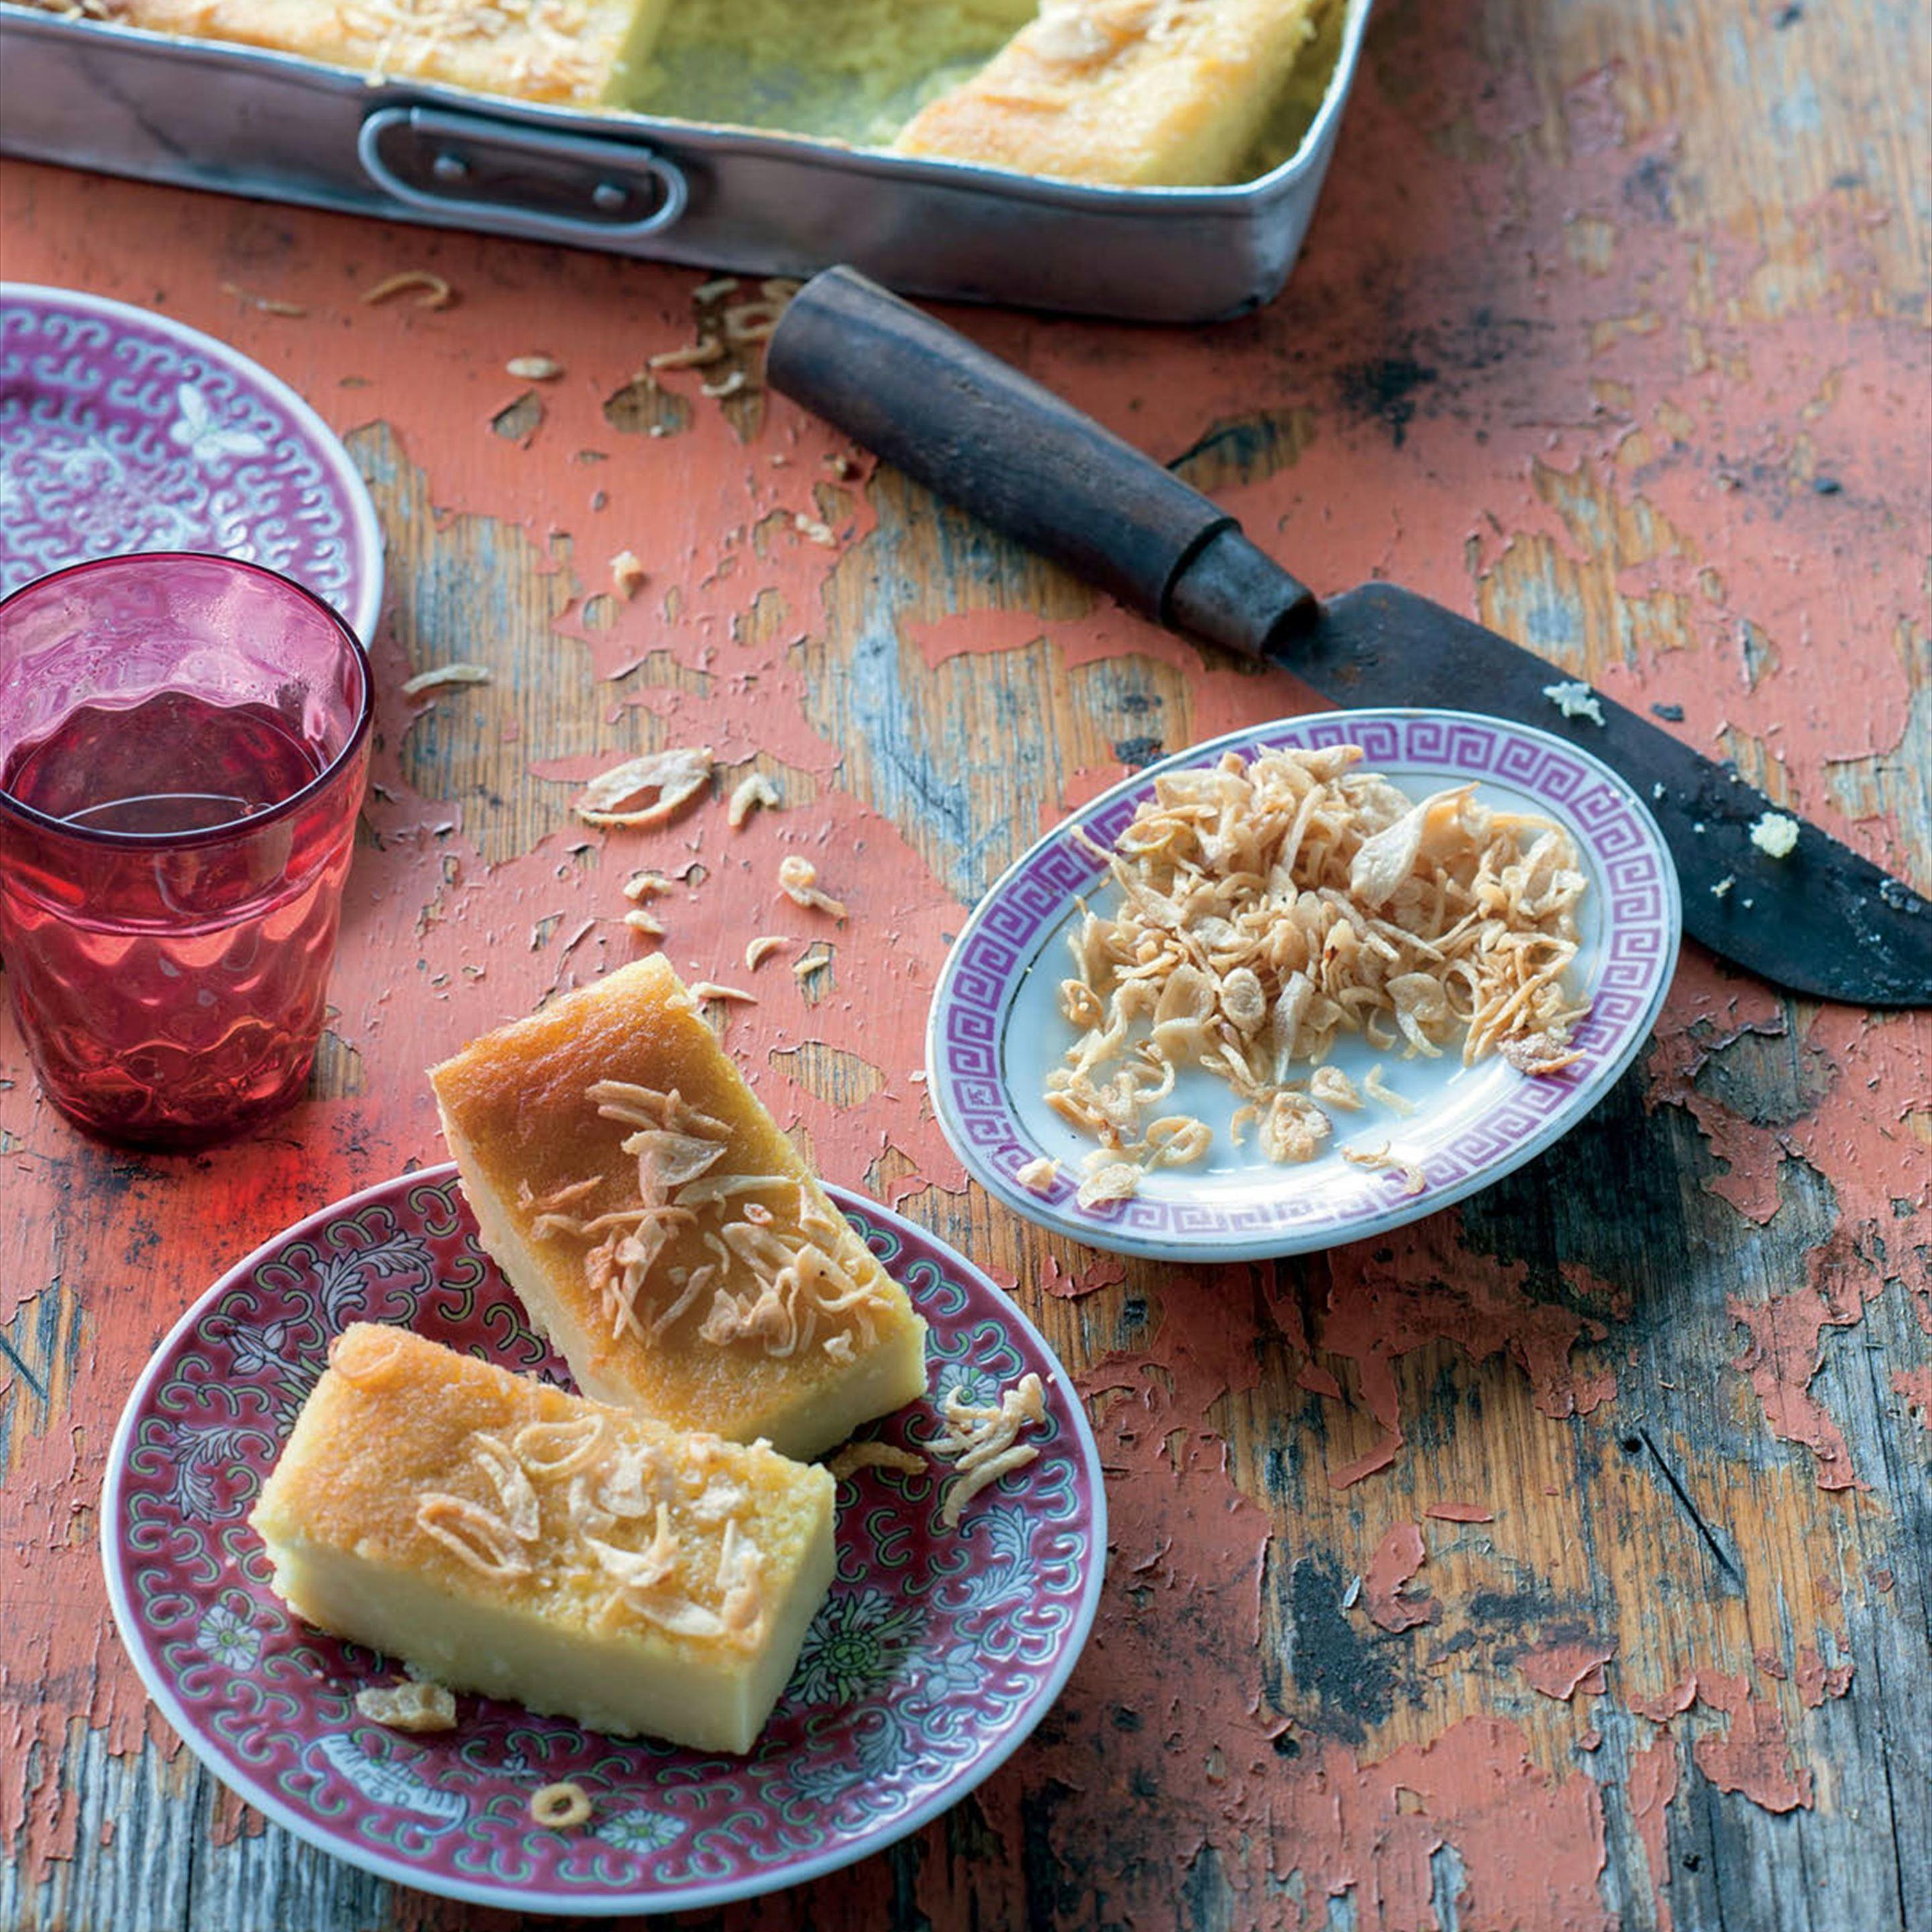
<box><xmin>0</xmin><ymin>555</ymin><xmax>372</xmax><ymax>1148</ymax></box>
<box><xmin>5</xmin><ymin>691</ymin><xmax>323</xmax><ymax>833</ymax></box>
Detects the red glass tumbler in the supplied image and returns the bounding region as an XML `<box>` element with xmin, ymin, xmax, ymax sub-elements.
<box><xmin>0</xmin><ymin>554</ymin><xmax>374</xmax><ymax>1148</ymax></box>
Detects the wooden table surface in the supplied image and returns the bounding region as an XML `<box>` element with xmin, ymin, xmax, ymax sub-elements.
<box><xmin>2</xmin><ymin>1</ymin><xmax>1928</xmax><ymax>1928</ymax></box>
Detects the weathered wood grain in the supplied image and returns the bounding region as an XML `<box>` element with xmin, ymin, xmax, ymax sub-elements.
<box><xmin>1</xmin><ymin>0</ymin><xmax>1927</xmax><ymax>1926</ymax></box>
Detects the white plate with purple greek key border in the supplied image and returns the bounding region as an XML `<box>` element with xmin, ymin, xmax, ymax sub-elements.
<box><xmin>101</xmin><ymin>1168</ymin><xmax>1103</xmax><ymax>1916</ymax></box>
<box><xmin>926</xmin><ymin>708</ymin><xmax>1682</xmax><ymax>1263</ymax></box>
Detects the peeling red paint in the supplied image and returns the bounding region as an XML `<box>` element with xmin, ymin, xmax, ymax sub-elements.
<box><xmin>1272</xmin><ymin>1719</ymin><xmax>1613</xmax><ymax>1932</ymax></box>
<box><xmin>1642</xmin><ymin>959</ymin><xmax>1792</xmax><ymax>1223</ymax></box>
<box><xmin>1729</xmin><ymin>1224</ymin><xmax>1894</xmax><ymax>1491</ymax></box>
<box><xmin>1627</xmin><ymin>1678</ymin><xmax>1699</xmax><ymax>1725</ymax></box>
<box><xmin>1424</xmin><ymin>1501</ymin><xmax>1497</xmax><ymax>1523</ymax></box>
<box><xmin>1519</xmin><ymin>1640</ymin><xmax>1616</xmax><ymax>1702</ymax></box>
<box><xmin>1362</xmin><ymin>1522</ymin><xmax>1438</xmax><ymax>1633</ymax></box>
<box><xmin>1627</xmin><ymin>1733</ymin><xmax>1681</xmax><ymax>1932</ymax></box>
<box><xmin>1690</xmin><ymin>1673</ymin><xmax>1815</xmax><ymax>1815</ymax></box>
<box><xmin>1894</xmin><ymin>1366</ymin><xmax>1932</xmax><ymax>1429</ymax></box>
<box><xmin>1039</xmin><ymin>1252</ymin><xmax>1128</xmax><ymax>1301</ymax></box>
<box><xmin>1293</xmin><ymin>1214</ymin><xmax>1618</xmax><ymax>1489</ymax></box>
<box><xmin>1794</xmin><ymin>1646</ymin><xmax>1854</xmax><ymax>1709</ymax></box>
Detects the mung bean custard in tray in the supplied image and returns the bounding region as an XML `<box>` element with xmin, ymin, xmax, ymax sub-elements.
<box><xmin>0</xmin><ymin>0</ymin><xmax>1368</xmax><ymax>315</ymax></box>
<box><xmin>11</xmin><ymin>0</ymin><xmax>1344</xmax><ymax>182</ymax></box>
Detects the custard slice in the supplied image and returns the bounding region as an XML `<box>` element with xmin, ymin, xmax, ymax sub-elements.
<box><xmin>429</xmin><ymin>957</ymin><xmax>928</xmax><ymax>1461</ymax></box>
<box><xmin>894</xmin><ymin>0</ymin><xmax>1327</xmax><ymax>186</ymax></box>
<box><xmin>250</xmin><ymin>1324</ymin><xmax>835</xmax><ymax>1754</ymax></box>
<box><xmin>25</xmin><ymin>0</ymin><xmax>675</xmax><ymax>107</ymax></box>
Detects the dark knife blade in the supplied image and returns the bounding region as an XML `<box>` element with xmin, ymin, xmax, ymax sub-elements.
<box><xmin>767</xmin><ymin>267</ymin><xmax>1932</xmax><ymax>1006</ymax></box>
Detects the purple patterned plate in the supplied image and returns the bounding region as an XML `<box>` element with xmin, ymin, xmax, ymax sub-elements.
<box><xmin>0</xmin><ymin>285</ymin><xmax>383</xmax><ymax>639</ymax></box>
<box><xmin>101</xmin><ymin>1169</ymin><xmax>1103</xmax><ymax>1916</ymax></box>
<box><xmin>928</xmin><ymin>708</ymin><xmax>1682</xmax><ymax>1262</ymax></box>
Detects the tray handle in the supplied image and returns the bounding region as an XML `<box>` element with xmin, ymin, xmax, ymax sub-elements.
<box><xmin>358</xmin><ymin>105</ymin><xmax>688</xmax><ymax>244</ymax></box>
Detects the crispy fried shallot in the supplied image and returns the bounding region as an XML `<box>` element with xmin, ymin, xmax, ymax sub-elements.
<box><xmin>1050</xmin><ymin>745</ymin><xmax>1589</xmax><ymax>1197</ymax></box>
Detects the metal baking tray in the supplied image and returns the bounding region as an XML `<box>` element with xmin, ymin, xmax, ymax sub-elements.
<box><xmin>0</xmin><ymin>0</ymin><xmax>1371</xmax><ymax>321</ymax></box>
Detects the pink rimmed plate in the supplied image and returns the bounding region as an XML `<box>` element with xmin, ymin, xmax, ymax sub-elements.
<box><xmin>926</xmin><ymin>708</ymin><xmax>1681</xmax><ymax>1263</ymax></box>
<box><xmin>102</xmin><ymin>1167</ymin><xmax>1104</xmax><ymax>1917</ymax></box>
<box><xmin>0</xmin><ymin>284</ymin><xmax>383</xmax><ymax>639</ymax></box>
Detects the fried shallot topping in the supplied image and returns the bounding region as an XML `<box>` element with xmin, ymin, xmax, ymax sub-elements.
<box><xmin>355</xmin><ymin>1680</ymin><xmax>457</xmax><ymax>1732</ymax></box>
<box><xmin>931</xmin><ymin>1372</ymin><xmax>1049</xmax><ymax>1529</ymax></box>
<box><xmin>529</xmin><ymin>1077</ymin><xmax>887</xmax><ymax>1363</ymax></box>
<box><xmin>531</xmin><ymin>1782</ymin><xmax>592</xmax><ymax>1829</ymax></box>
<box><xmin>777</xmin><ymin>854</ymin><xmax>847</xmax><ymax>918</ymax></box>
<box><xmin>361</xmin><ymin>269</ymin><xmax>452</xmax><ymax>309</ymax></box>
<box><xmin>1342</xmin><ymin>1143</ymin><xmax>1430</xmax><ymax>1195</ymax></box>
<box><xmin>573</xmin><ymin>747</ymin><xmax>712</xmax><ymax>828</ymax></box>
<box><xmin>415</xmin><ymin>1492</ymin><xmax>533</xmax><ymax>1580</ymax></box>
<box><xmin>408</xmin><ymin>1423</ymin><xmax>772</xmax><ymax>1647</ymax></box>
<box><xmin>826</xmin><ymin>1440</ymin><xmax>928</xmax><ymax>1481</ymax></box>
<box><xmin>727</xmin><ymin>771</ymin><xmax>781</xmax><ymax>828</ymax></box>
<box><xmin>1049</xmin><ymin>745</ymin><xmax>1589</xmax><ymax>1197</ymax></box>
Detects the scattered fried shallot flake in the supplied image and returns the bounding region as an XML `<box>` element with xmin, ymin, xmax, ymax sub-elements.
<box><xmin>221</xmin><ymin>281</ymin><xmax>306</xmax><ymax>317</ymax></box>
<box><xmin>415</xmin><ymin>1494</ymin><xmax>531</xmax><ymax>1579</ymax></box>
<box><xmin>361</xmin><ymin>270</ymin><xmax>453</xmax><ymax>309</ymax></box>
<box><xmin>1050</xmin><ymin>743</ymin><xmax>1588</xmax><ymax>1179</ymax></box>
<box><xmin>1342</xmin><ymin>1144</ymin><xmax>1429</xmax><ymax>1196</ymax></box>
<box><xmin>400</xmin><ymin>662</ymin><xmax>492</xmax><ymax>697</ymax></box>
<box><xmin>1075</xmin><ymin>1159</ymin><xmax>1140</xmax><ymax>1210</ymax></box>
<box><xmin>1260</xmin><ymin>1091</ymin><xmax>1330</xmax><ymax>1164</ymax></box>
<box><xmin>1362</xmin><ymin>1065</ymin><xmax>1417</xmax><ymax>1117</ymax></box>
<box><xmin>692</xmin><ymin>275</ymin><xmax>741</xmax><ymax>302</ymax></box>
<box><xmin>610</xmin><ymin>549</ymin><xmax>648</xmax><ymax>600</ymax></box>
<box><xmin>530</xmin><ymin>1782</ymin><xmax>592</xmax><ymax>1830</ymax></box>
<box><xmin>355</xmin><ymin>1680</ymin><xmax>457</xmax><ymax>1732</ymax></box>
<box><xmin>1310</xmin><ymin>1065</ymin><xmax>1363</xmax><ymax>1110</ymax></box>
<box><xmin>826</xmin><ymin>1440</ymin><xmax>927</xmax><ymax>1481</ymax></box>
<box><xmin>728</xmin><ymin>772</ymin><xmax>781</xmax><ymax>828</ymax></box>
<box><xmin>506</xmin><ymin>354</ymin><xmax>562</xmax><ymax>380</ymax></box>
<box><xmin>1498</xmin><ymin>1032</ymin><xmax>1584</xmax><ymax>1076</ymax></box>
<box><xmin>648</xmin><ymin>337</ymin><xmax>724</xmax><ymax>371</ymax></box>
<box><xmin>794</xmin><ymin>513</ymin><xmax>837</xmax><ymax>547</ymax></box>
<box><xmin>777</xmin><ymin>855</ymin><xmax>847</xmax><ymax>918</ymax></box>
<box><xmin>932</xmin><ymin>1373</ymin><xmax>1049</xmax><ymax>1529</ymax></box>
<box><xmin>624</xmin><ymin>908</ymin><xmax>665</xmax><ymax>938</ymax></box>
<box><xmin>701</xmin><ymin>369</ymin><xmax>750</xmax><ymax>400</ymax></box>
<box><xmin>1748</xmin><ymin>810</ymin><xmax>1801</xmax><ymax>858</ymax></box>
<box><xmin>721</xmin><ymin>298</ymin><xmax>788</xmax><ymax>344</ymax></box>
<box><xmin>1016</xmin><ymin>1155</ymin><xmax>1059</xmax><ymax>1194</ymax></box>
<box><xmin>1144</xmin><ymin>1114</ymin><xmax>1212</xmax><ymax>1167</ymax></box>
<box><xmin>690</xmin><ymin>980</ymin><xmax>757</xmax><ymax>1004</ymax></box>
<box><xmin>574</xmin><ymin>747</ymin><xmax>713</xmax><ymax>828</ymax></box>
<box><xmin>745</xmin><ymin>934</ymin><xmax>787</xmax><ymax>970</ymax></box>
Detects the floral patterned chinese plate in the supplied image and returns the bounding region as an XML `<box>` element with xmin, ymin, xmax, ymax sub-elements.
<box><xmin>103</xmin><ymin>1167</ymin><xmax>1104</xmax><ymax>1917</ymax></box>
<box><xmin>0</xmin><ymin>285</ymin><xmax>383</xmax><ymax>639</ymax></box>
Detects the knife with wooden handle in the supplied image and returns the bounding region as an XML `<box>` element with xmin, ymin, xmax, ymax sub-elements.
<box><xmin>767</xmin><ymin>266</ymin><xmax>1931</xmax><ymax>1007</ymax></box>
